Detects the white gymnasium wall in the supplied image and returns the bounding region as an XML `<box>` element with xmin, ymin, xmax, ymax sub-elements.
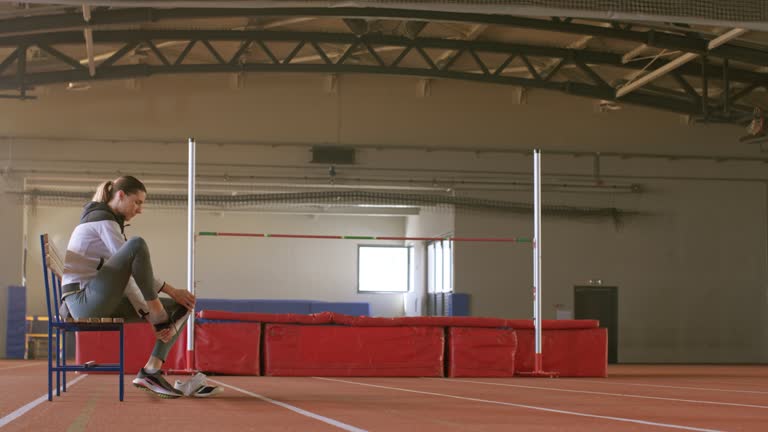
<box><xmin>25</xmin><ymin>206</ymin><xmax>407</xmax><ymax>318</ymax></box>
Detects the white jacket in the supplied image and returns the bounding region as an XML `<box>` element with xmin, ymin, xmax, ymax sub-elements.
<box><xmin>62</xmin><ymin>202</ymin><xmax>164</xmax><ymax>317</ymax></box>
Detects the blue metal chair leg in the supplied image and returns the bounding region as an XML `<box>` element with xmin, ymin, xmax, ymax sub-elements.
<box><xmin>47</xmin><ymin>325</ymin><xmax>53</xmax><ymax>401</ymax></box>
<box><xmin>55</xmin><ymin>328</ymin><xmax>61</xmax><ymax>397</ymax></box>
<box><xmin>119</xmin><ymin>326</ymin><xmax>124</xmax><ymax>401</ymax></box>
<box><xmin>62</xmin><ymin>330</ymin><xmax>67</xmax><ymax>393</ymax></box>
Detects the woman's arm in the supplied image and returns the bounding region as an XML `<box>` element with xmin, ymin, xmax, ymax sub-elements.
<box><xmin>159</xmin><ymin>282</ymin><xmax>196</xmax><ymax>311</ymax></box>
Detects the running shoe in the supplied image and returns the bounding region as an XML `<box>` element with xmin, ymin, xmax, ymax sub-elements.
<box><xmin>174</xmin><ymin>372</ymin><xmax>223</xmax><ymax>398</ymax></box>
<box><xmin>132</xmin><ymin>368</ymin><xmax>183</xmax><ymax>399</ymax></box>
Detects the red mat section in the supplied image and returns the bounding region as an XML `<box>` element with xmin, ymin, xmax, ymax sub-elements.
<box><xmin>199</xmin><ymin>311</ymin><xmax>534</xmax><ymax>328</ymax></box>
<box><xmin>198</xmin><ymin>310</ymin><xmax>333</xmax><ymax>324</ymax></box>
<box><xmin>447</xmin><ymin>327</ymin><xmax>517</xmax><ymax>377</ymax></box>
<box><xmin>76</xmin><ymin>323</ymin><xmax>186</xmax><ymax>374</ymax></box>
<box><xmin>264</xmin><ymin>324</ymin><xmax>445</xmax><ymax>377</ymax></box>
<box><xmin>515</xmin><ymin>328</ymin><xmax>608</xmax><ymax>377</ymax></box>
<box><xmin>505</xmin><ymin>319</ymin><xmax>599</xmax><ymax>330</ymax></box>
<box><xmin>195</xmin><ymin>321</ymin><xmax>261</xmax><ymax>375</ymax></box>
<box><xmin>333</xmin><ymin>315</ymin><xmax>509</xmax><ymax>327</ymax></box>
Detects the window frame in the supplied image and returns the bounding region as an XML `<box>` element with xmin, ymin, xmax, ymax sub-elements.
<box><xmin>427</xmin><ymin>239</ymin><xmax>453</xmax><ymax>294</ymax></box>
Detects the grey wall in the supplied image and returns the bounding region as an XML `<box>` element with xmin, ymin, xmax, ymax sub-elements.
<box><xmin>453</xmin><ymin>178</ymin><xmax>767</xmax><ymax>363</ymax></box>
<box><xmin>0</xmin><ymin>74</ymin><xmax>749</xmax><ymax>156</ymax></box>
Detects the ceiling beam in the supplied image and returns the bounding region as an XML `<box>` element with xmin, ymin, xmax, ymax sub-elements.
<box><xmin>0</xmin><ymin>30</ymin><xmax>622</xmax><ymax>63</ymax></box>
<box><xmin>3</xmin><ymin>29</ymin><xmax>764</xmax><ymax>83</ymax></box>
<box><xmin>0</xmin><ymin>60</ymin><xmax>711</xmax><ymax>116</ymax></box>
<box><xmin>0</xmin><ymin>29</ymin><xmax>761</xmax><ymax>122</ymax></box>
<box><xmin>617</xmin><ymin>28</ymin><xmax>748</xmax><ymax>98</ymax></box>
<box><xmin>621</xmin><ymin>44</ymin><xmax>648</xmax><ymax>64</ymax></box>
<box><xmin>434</xmin><ymin>24</ymin><xmax>486</xmax><ymax>69</ymax></box>
<box><xmin>1</xmin><ymin>7</ymin><xmax>767</xmax><ymax>65</ymax></box>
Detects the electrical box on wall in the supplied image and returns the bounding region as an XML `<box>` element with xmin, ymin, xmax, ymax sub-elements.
<box><xmin>311</xmin><ymin>146</ymin><xmax>356</xmax><ymax>164</ymax></box>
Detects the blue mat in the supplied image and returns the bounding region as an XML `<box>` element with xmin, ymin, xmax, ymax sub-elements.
<box><xmin>196</xmin><ymin>299</ymin><xmax>312</xmax><ymax>314</ymax></box>
<box><xmin>5</xmin><ymin>285</ymin><xmax>26</xmax><ymax>359</ymax></box>
<box><xmin>309</xmin><ymin>301</ymin><xmax>370</xmax><ymax>316</ymax></box>
<box><xmin>195</xmin><ymin>299</ymin><xmax>371</xmax><ymax>316</ymax></box>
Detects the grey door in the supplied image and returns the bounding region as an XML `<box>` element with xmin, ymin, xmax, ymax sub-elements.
<box><xmin>574</xmin><ymin>286</ymin><xmax>618</xmax><ymax>364</ymax></box>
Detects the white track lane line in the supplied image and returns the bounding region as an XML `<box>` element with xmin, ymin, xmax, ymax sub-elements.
<box><xmin>574</xmin><ymin>379</ymin><xmax>768</xmax><ymax>395</ymax></box>
<box><xmin>436</xmin><ymin>379</ymin><xmax>768</xmax><ymax>409</ymax></box>
<box><xmin>316</xmin><ymin>377</ymin><xmax>723</xmax><ymax>432</ymax></box>
<box><xmin>0</xmin><ymin>374</ymin><xmax>88</xmax><ymax>429</ymax></box>
<box><xmin>0</xmin><ymin>363</ymin><xmax>45</xmax><ymax>371</ymax></box>
<box><xmin>206</xmin><ymin>378</ymin><xmax>368</xmax><ymax>432</ymax></box>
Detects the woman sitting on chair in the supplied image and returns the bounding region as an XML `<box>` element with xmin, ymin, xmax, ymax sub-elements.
<box><xmin>61</xmin><ymin>175</ymin><xmax>216</xmax><ymax>398</ymax></box>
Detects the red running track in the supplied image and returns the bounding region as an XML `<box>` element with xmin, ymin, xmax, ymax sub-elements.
<box><xmin>1</xmin><ymin>362</ymin><xmax>766</xmax><ymax>431</ymax></box>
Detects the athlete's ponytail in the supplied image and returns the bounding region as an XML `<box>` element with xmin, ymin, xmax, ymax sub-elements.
<box><xmin>92</xmin><ymin>180</ymin><xmax>114</xmax><ymax>203</ymax></box>
<box><xmin>92</xmin><ymin>176</ymin><xmax>146</xmax><ymax>203</ymax></box>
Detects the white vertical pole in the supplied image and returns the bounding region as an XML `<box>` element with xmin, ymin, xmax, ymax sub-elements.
<box><xmin>533</xmin><ymin>149</ymin><xmax>543</xmax><ymax>371</ymax></box>
<box><xmin>186</xmin><ymin>138</ymin><xmax>196</xmax><ymax>369</ymax></box>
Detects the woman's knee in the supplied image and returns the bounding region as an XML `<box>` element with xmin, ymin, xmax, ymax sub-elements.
<box><xmin>126</xmin><ymin>236</ymin><xmax>149</xmax><ymax>255</ymax></box>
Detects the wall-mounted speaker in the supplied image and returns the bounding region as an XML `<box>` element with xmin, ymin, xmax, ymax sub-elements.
<box><xmin>311</xmin><ymin>146</ymin><xmax>356</xmax><ymax>164</ymax></box>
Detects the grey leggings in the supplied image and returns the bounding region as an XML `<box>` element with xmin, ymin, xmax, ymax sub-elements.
<box><xmin>65</xmin><ymin>237</ymin><xmax>186</xmax><ymax>362</ymax></box>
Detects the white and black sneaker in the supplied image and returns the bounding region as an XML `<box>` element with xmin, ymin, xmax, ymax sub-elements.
<box><xmin>132</xmin><ymin>368</ymin><xmax>183</xmax><ymax>399</ymax></box>
<box><xmin>174</xmin><ymin>372</ymin><xmax>223</xmax><ymax>398</ymax></box>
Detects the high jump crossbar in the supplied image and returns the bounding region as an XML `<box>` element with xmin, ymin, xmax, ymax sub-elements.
<box><xmin>198</xmin><ymin>232</ymin><xmax>531</xmax><ymax>243</ymax></box>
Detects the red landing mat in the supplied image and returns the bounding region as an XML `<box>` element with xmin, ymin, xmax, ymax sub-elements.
<box><xmin>195</xmin><ymin>321</ymin><xmax>261</xmax><ymax>375</ymax></box>
<box><xmin>515</xmin><ymin>328</ymin><xmax>608</xmax><ymax>377</ymax></box>
<box><xmin>264</xmin><ymin>324</ymin><xmax>445</xmax><ymax>377</ymax></box>
<box><xmin>448</xmin><ymin>327</ymin><xmax>517</xmax><ymax>377</ymax></box>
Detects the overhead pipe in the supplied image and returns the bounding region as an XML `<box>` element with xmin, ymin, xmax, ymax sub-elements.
<box><xmin>82</xmin><ymin>5</ymin><xmax>95</xmax><ymax>77</ymax></box>
<box><xmin>4</xmin><ymin>136</ymin><xmax>768</xmax><ymax>163</ymax></box>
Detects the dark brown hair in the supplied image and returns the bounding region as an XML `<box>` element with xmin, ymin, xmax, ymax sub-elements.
<box><xmin>92</xmin><ymin>176</ymin><xmax>147</xmax><ymax>203</ymax></box>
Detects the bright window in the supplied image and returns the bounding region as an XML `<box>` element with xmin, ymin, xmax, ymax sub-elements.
<box><xmin>358</xmin><ymin>245</ymin><xmax>410</xmax><ymax>293</ymax></box>
<box><xmin>428</xmin><ymin>239</ymin><xmax>453</xmax><ymax>294</ymax></box>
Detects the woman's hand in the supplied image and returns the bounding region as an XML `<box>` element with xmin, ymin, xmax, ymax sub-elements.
<box><xmin>161</xmin><ymin>283</ymin><xmax>196</xmax><ymax>311</ymax></box>
<box><xmin>167</xmin><ymin>287</ymin><xmax>196</xmax><ymax>311</ymax></box>
<box><xmin>155</xmin><ymin>327</ymin><xmax>173</xmax><ymax>343</ymax></box>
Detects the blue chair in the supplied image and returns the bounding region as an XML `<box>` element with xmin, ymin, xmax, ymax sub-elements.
<box><xmin>40</xmin><ymin>234</ymin><xmax>124</xmax><ymax>401</ymax></box>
